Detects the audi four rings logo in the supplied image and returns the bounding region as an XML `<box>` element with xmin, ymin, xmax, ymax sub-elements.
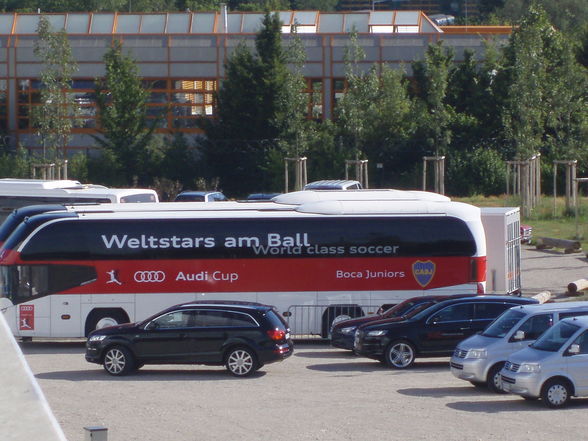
<box><xmin>134</xmin><ymin>271</ymin><xmax>166</xmax><ymax>283</ymax></box>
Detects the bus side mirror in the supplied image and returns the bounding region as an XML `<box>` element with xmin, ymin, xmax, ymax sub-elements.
<box><xmin>513</xmin><ymin>330</ymin><xmax>525</xmax><ymax>341</ymax></box>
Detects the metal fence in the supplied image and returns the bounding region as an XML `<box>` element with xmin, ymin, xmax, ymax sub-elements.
<box><xmin>285</xmin><ymin>304</ymin><xmax>381</xmax><ymax>339</ymax></box>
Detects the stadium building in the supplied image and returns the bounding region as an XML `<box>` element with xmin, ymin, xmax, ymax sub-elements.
<box><xmin>0</xmin><ymin>10</ymin><xmax>511</xmax><ymax>155</ymax></box>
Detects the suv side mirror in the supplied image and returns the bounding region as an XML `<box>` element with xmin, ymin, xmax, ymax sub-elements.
<box><xmin>568</xmin><ymin>344</ymin><xmax>581</xmax><ymax>355</ymax></box>
<box><xmin>513</xmin><ymin>330</ymin><xmax>525</xmax><ymax>341</ymax></box>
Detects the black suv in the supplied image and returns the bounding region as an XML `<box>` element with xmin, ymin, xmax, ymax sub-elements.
<box><xmin>354</xmin><ymin>295</ymin><xmax>538</xmax><ymax>369</ymax></box>
<box><xmin>330</xmin><ymin>294</ymin><xmax>476</xmax><ymax>351</ymax></box>
<box><xmin>85</xmin><ymin>301</ymin><xmax>293</xmax><ymax>377</ymax></box>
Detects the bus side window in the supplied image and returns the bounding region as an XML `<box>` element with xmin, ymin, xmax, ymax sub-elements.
<box><xmin>11</xmin><ymin>264</ymin><xmax>97</xmax><ymax>304</ymax></box>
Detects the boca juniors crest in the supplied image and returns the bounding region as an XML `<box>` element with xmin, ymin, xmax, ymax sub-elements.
<box><xmin>412</xmin><ymin>260</ymin><xmax>436</xmax><ymax>288</ymax></box>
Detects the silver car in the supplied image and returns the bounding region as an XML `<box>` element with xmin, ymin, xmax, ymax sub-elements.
<box><xmin>450</xmin><ymin>302</ymin><xmax>588</xmax><ymax>392</ymax></box>
<box><xmin>500</xmin><ymin>315</ymin><xmax>588</xmax><ymax>408</ymax></box>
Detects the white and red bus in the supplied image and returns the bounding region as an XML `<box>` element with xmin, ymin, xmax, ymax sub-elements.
<box><xmin>0</xmin><ymin>198</ymin><xmax>486</xmax><ymax>338</ymax></box>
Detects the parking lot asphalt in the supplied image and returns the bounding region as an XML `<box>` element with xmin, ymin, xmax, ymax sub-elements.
<box><xmin>22</xmin><ymin>340</ymin><xmax>588</xmax><ymax>441</ymax></box>
<box><xmin>520</xmin><ymin>245</ymin><xmax>588</xmax><ymax>296</ymax></box>
<box><xmin>20</xmin><ymin>245</ymin><xmax>588</xmax><ymax>441</ymax></box>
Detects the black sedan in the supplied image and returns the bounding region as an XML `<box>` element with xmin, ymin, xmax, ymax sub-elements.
<box><xmin>86</xmin><ymin>301</ymin><xmax>293</xmax><ymax>377</ymax></box>
<box><xmin>354</xmin><ymin>295</ymin><xmax>538</xmax><ymax>369</ymax></box>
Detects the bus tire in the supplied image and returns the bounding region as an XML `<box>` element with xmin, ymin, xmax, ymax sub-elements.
<box><xmin>321</xmin><ymin>305</ymin><xmax>363</xmax><ymax>338</ymax></box>
<box><xmin>85</xmin><ymin>308</ymin><xmax>129</xmax><ymax>337</ymax></box>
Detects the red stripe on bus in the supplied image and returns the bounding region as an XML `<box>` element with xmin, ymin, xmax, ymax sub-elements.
<box><xmin>53</xmin><ymin>257</ymin><xmax>483</xmax><ymax>294</ymax></box>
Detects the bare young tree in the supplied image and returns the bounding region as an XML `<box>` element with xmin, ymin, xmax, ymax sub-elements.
<box><xmin>33</xmin><ymin>15</ymin><xmax>79</xmax><ymax>160</ymax></box>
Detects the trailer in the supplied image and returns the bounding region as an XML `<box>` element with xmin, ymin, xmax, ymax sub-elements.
<box><xmin>481</xmin><ymin>207</ymin><xmax>522</xmax><ymax>294</ymax></box>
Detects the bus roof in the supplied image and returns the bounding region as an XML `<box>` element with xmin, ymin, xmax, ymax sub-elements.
<box><xmin>274</xmin><ymin>189</ymin><xmax>450</xmax><ymax>205</ymax></box>
<box><xmin>51</xmin><ymin>199</ymin><xmax>479</xmax><ymax>221</ymax></box>
<box><xmin>0</xmin><ymin>193</ymin><xmax>468</xmax><ymax>246</ymax></box>
<box><xmin>0</xmin><ymin>178</ymin><xmax>88</xmax><ymax>191</ymax></box>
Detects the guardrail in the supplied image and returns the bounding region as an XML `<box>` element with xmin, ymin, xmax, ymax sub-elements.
<box><xmin>285</xmin><ymin>304</ymin><xmax>380</xmax><ymax>338</ymax></box>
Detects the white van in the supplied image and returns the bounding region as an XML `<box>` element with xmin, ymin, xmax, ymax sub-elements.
<box><xmin>501</xmin><ymin>315</ymin><xmax>588</xmax><ymax>408</ymax></box>
<box><xmin>450</xmin><ymin>301</ymin><xmax>588</xmax><ymax>392</ymax></box>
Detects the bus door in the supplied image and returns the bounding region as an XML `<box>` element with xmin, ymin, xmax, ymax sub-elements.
<box><xmin>0</xmin><ymin>265</ymin><xmax>52</xmax><ymax>337</ymax></box>
<box><xmin>50</xmin><ymin>294</ymin><xmax>81</xmax><ymax>337</ymax></box>
<box><xmin>7</xmin><ymin>264</ymin><xmax>92</xmax><ymax>337</ymax></box>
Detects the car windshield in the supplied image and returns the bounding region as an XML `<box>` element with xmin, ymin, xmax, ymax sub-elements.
<box><xmin>531</xmin><ymin>320</ymin><xmax>580</xmax><ymax>352</ymax></box>
<box><xmin>482</xmin><ymin>309</ymin><xmax>526</xmax><ymax>338</ymax></box>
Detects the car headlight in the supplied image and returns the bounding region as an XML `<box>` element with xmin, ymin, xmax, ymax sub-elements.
<box><xmin>367</xmin><ymin>330</ymin><xmax>387</xmax><ymax>337</ymax></box>
<box><xmin>519</xmin><ymin>363</ymin><xmax>541</xmax><ymax>373</ymax></box>
<box><xmin>340</xmin><ymin>326</ymin><xmax>357</xmax><ymax>335</ymax></box>
<box><xmin>466</xmin><ymin>349</ymin><xmax>487</xmax><ymax>359</ymax></box>
<box><xmin>88</xmin><ymin>335</ymin><xmax>107</xmax><ymax>342</ymax></box>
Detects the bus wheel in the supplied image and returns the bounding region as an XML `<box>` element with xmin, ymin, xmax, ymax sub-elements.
<box><xmin>103</xmin><ymin>346</ymin><xmax>134</xmax><ymax>376</ymax></box>
<box><xmin>85</xmin><ymin>308</ymin><xmax>129</xmax><ymax>336</ymax></box>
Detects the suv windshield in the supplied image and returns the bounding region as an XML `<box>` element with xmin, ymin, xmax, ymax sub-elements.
<box><xmin>384</xmin><ymin>299</ymin><xmax>430</xmax><ymax>318</ymax></box>
<box><xmin>531</xmin><ymin>320</ymin><xmax>580</xmax><ymax>352</ymax></box>
<box><xmin>482</xmin><ymin>309</ymin><xmax>526</xmax><ymax>338</ymax></box>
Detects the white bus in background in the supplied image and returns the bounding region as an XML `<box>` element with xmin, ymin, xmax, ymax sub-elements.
<box><xmin>0</xmin><ymin>198</ymin><xmax>487</xmax><ymax>338</ymax></box>
<box><xmin>0</xmin><ymin>179</ymin><xmax>158</xmax><ymax>220</ymax></box>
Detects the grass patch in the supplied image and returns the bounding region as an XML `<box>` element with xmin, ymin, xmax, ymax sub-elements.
<box><xmin>454</xmin><ymin>195</ymin><xmax>588</xmax><ymax>249</ymax></box>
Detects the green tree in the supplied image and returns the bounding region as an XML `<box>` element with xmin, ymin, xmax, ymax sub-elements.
<box><xmin>32</xmin><ymin>15</ymin><xmax>79</xmax><ymax>160</ymax></box>
<box><xmin>291</xmin><ymin>0</ymin><xmax>337</xmax><ymax>10</ymax></box>
<box><xmin>335</xmin><ymin>57</ymin><xmax>418</xmax><ymax>187</ymax></box>
<box><xmin>204</xmin><ymin>12</ymin><xmax>308</xmax><ymax>196</ymax></box>
<box><xmin>159</xmin><ymin>133</ymin><xmax>200</xmax><ymax>187</ymax></box>
<box><xmin>93</xmin><ymin>40</ymin><xmax>159</xmax><ymax>185</ymax></box>
<box><xmin>496</xmin><ymin>5</ymin><xmax>588</xmax><ymax>161</ymax></box>
<box><xmin>411</xmin><ymin>41</ymin><xmax>454</xmax><ymax>156</ymax></box>
<box><xmin>446</xmin><ymin>147</ymin><xmax>506</xmax><ymax>196</ymax></box>
<box><xmin>494</xmin><ymin>0</ymin><xmax>588</xmax><ymax>36</ymax></box>
<box><xmin>335</xmin><ymin>29</ymin><xmax>368</xmax><ymax>159</ymax></box>
<box><xmin>0</xmin><ymin>146</ymin><xmax>30</xmax><ymax>178</ymax></box>
<box><xmin>577</xmin><ymin>25</ymin><xmax>588</xmax><ymax>69</ymax></box>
